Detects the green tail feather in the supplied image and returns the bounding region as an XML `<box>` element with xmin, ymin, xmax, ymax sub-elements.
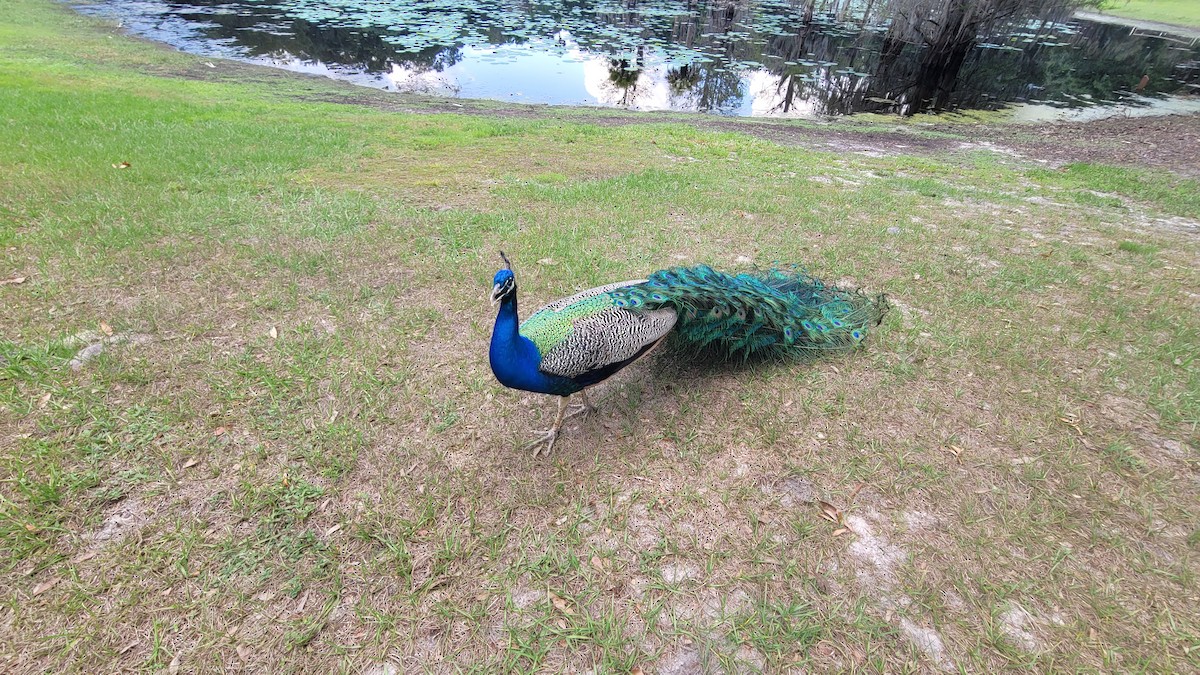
<box><xmin>610</xmin><ymin>264</ymin><xmax>888</xmax><ymax>359</ymax></box>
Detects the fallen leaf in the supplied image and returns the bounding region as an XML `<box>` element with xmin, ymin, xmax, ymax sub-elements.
<box><xmin>73</xmin><ymin>551</ymin><xmax>98</xmax><ymax>564</ymax></box>
<box><xmin>268</xmin><ymin>326</ymin><xmax>278</xmax><ymax>339</ymax></box>
<box><xmin>325</xmin><ymin>523</ymin><xmax>343</xmax><ymax>536</ymax></box>
<box><xmin>235</xmin><ymin>645</ymin><xmax>251</xmax><ymax>661</ymax></box>
<box><xmin>112</xmin><ymin>161</ymin><xmax>131</xmax><ymax>169</ymax></box>
<box><xmin>118</xmin><ymin>640</ymin><xmax>139</xmax><ymax>655</ymax></box>
<box><xmin>100</xmin><ymin>321</ymin><xmax>113</xmax><ymax>336</ymax></box>
<box><xmin>536</xmin><ymin>258</ymin><xmax>556</xmax><ymax>266</ymax></box>
<box><xmin>38</xmin><ymin>392</ymin><xmax>51</xmax><ymax>409</ymax></box>
<box><xmin>832</xmin><ymin>527</ymin><xmax>851</xmax><ymax>537</ymax></box>
<box><xmin>213</xmin><ymin>427</ymin><xmax>226</xmax><ymax>437</ymax></box>
<box><xmin>817</xmin><ymin>500</ymin><xmax>841</xmax><ymax>524</ymax></box>
<box><xmin>0</xmin><ymin>276</ymin><xmax>27</xmax><ymax>286</ymax></box>
<box><xmin>548</xmin><ymin>591</ymin><xmax>573</xmax><ymax>615</ymax></box>
<box><xmin>168</xmin><ymin>652</ymin><xmax>180</xmax><ymax>675</ymax></box>
<box><xmin>32</xmin><ymin>577</ymin><xmax>60</xmax><ymax>596</ymax></box>
<box><xmin>631</xmin><ymin>668</ymin><xmax>645</xmax><ymax>675</ymax></box>
<box><xmin>182</xmin><ymin>458</ymin><xmax>198</xmax><ymax>469</ymax></box>
<box><xmin>590</xmin><ymin>555</ymin><xmax>604</xmax><ymax>572</ymax></box>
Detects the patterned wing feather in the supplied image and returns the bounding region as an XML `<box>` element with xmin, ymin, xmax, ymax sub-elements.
<box><xmin>519</xmin><ymin>279</ymin><xmax>645</xmax><ymax>356</ymax></box>
<box><xmin>538</xmin><ymin>306</ymin><xmax>677</xmax><ymax>379</ymax></box>
<box><xmin>519</xmin><ymin>279</ymin><xmax>678</xmax><ymax>379</ymax></box>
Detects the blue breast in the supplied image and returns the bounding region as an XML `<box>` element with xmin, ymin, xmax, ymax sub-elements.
<box><xmin>489</xmin><ymin>298</ymin><xmax>583</xmax><ymax>396</ymax></box>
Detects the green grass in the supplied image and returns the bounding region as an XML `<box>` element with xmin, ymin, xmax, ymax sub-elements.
<box><xmin>2</xmin><ymin>0</ymin><xmax>1200</xmax><ymax>672</ymax></box>
<box><xmin>1030</xmin><ymin>163</ymin><xmax>1200</xmax><ymax>219</ymax></box>
<box><xmin>1099</xmin><ymin>0</ymin><xmax>1200</xmax><ymax>28</ymax></box>
<box><xmin>1117</xmin><ymin>240</ymin><xmax>1161</xmax><ymax>255</ymax></box>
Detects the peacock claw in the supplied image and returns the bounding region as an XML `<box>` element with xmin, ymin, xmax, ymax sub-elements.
<box><xmin>521</xmin><ymin>393</ymin><xmax>596</xmax><ymax>457</ymax></box>
<box><xmin>568</xmin><ymin>391</ymin><xmax>598</xmax><ymax>419</ymax></box>
<box><xmin>564</xmin><ymin>403</ymin><xmax>594</xmax><ymax>421</ymax></box>
<box><xmin>523</xmin><ymin>430</ymin><xmax>559</xmax><ymax>456</ymax></box>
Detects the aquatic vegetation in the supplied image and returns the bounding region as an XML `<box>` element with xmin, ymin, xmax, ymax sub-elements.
<box><xmin>79</xmin><ymin>0</ymin><xmax>1200</xmax><ymax>116</ymax></box>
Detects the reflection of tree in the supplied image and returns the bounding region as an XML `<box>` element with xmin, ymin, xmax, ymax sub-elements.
<box><xmin>666</xmin><ymin>64</ymin><xmax>700</xmax><ymax>94</ymax></box>
<box><xmin>606</xmin><ymin>47</ymin><xmax>644</xmax><ymax>105</ymax></box>
<box><xmin>608</xmin><ymin>61</ymin><xmax>640</xmax><ymax>88</ymax></box>
<box><xmin>665</xmin><ymin>60</ymin><xmax>746</xmax><ymax>112</ymax></box>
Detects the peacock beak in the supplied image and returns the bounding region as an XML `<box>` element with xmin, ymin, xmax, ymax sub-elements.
<box><xmin>490</xmin><ymin>283</ymin><xmax>503</xmax><ymax>307</ymax></box>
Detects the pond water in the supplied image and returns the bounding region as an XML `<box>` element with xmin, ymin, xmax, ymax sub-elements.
<box><xmin>78</xmin><ymin>0</ymin><xmax>1200</xmax><ymax>118</ymax></box>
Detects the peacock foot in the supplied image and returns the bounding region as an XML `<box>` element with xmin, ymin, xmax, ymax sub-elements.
<box><xmin>523</xmin><ymin>429</ymin><xmax>559</xmax><ymax>457</ymax></box>
<box><xmin>522</xmin><ymin>394</ymin><xmax>591</xmax><ymax>457</ymax></box>
<box><xmin>564</xmin><ymin>403</ymin><xmax>594</xmax><ymax>421</ymax></box>
<box><xmin>564</xmin><ymin>390</ymin><xmax>597</xmax><ymax>421</ymax></box>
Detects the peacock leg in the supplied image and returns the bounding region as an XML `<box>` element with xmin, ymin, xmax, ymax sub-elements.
<box><xmin>524</xmin><ymin>395</ymin><xmax>570</xmax><ymax>456</ymax></box>
<box><xmin>564</xmin><ymin>389</ymin><xmax>597</xmax><ymax>420</ymax></box>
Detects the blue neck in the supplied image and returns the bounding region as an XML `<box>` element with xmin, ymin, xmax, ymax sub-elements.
<box><xmin>489</xmin><ymin>294</ymin><xmax>577</xmax><ymax>395</ymax></box>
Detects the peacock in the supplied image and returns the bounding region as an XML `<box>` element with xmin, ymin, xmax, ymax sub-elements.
<box><xmin>488</xmin><ymin>252</ymin><xmax>888</xmax><ymax>455</ymax></box>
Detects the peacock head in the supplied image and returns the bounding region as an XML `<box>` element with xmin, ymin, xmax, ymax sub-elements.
<box><xmin>491</xmin><ymin>251</ymin><xmax>516</xmax><ymax>306</ymax></box>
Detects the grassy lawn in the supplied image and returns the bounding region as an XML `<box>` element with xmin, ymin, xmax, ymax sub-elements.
<box><xmin>1099</xmin><ymin>0</ymin><xmax>1200</xmax><ymax>28</ymax></box>
<box><xmin>2</xmin><ymin>0</ymin><xmax>1199</xmax><ymax>672</ymax></box>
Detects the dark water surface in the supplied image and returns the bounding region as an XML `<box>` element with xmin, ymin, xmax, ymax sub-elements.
<box><xmin>77</xmin><ymin>0</ymin><xmax>1200</xmax><ymax>118</ymax></box>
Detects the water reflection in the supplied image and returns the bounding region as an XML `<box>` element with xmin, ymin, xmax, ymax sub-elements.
<box><xmin>80</xmin><ymin>0</ymin><xmax>1200</xmax><ymax>117</ymax></box>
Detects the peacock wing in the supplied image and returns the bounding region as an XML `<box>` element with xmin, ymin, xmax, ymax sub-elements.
<box><xmin>520</xmin><ymin>279</ymin><xmax>677</xmax><ymax>380</ymax></box>
<box><xmin>538</xmin><ymin>305</ymin><xmax>677</xmax><ymax>379</ymax></box>
<box><xmin>519</xmin><ymin>279</ymin><xmax>646</xmax><ymax>356</ymax></box>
